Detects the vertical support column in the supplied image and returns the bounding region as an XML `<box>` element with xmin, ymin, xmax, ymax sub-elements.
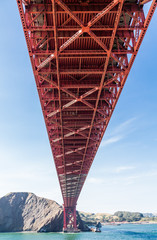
<box><xmin>63</xmin><ymin>205</ymin><xmax>79</xmax><ymax>232</ymax></box>
<box><xmin>74</xmin><ymin>206</ymin><xmax>77</xmax><ymax>229</ymax></box>
<box><xmin>63</xmin><ymin>205</ymin><xmax>67</xmax><ymax>230</ymax></box>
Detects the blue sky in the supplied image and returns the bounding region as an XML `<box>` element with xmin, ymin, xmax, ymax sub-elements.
<box><xmin>0</xmin><ymin>1</ymin><xmax>157</xmax><ymax>213</ymax></box>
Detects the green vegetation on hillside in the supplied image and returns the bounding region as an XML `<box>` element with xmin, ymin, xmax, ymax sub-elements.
<box><xmin>141</xmin><ymin>217</ymin><xmax>157</xmax><ymax>222</ymax></box>
<box><xmin>79</xmin><ymin>211</ymin><xmax>149</xmax><ymax>225</ymax></box>
<box><xmin>79</xmin><ymin>212</ymin><xmax>109</xmax><ymax>225</ymax></box>
<box><xmin>114</xmin><ymin>211</ymin><xmax>143</xmax><ymax>222</ymax></box>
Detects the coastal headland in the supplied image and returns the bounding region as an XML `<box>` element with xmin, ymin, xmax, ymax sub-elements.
<box><xmin>0</xmin><ymin>192</ymin><xmax>89</xmax><ymax>232</ymax></box>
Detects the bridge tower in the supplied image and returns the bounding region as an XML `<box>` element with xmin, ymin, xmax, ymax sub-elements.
<box><xmin>17</xmin><ymin>0</ymin><xmax>156</xmax><ymax>232</ymax></box>
<box><xmin>63</xmin><ymin>205</ymin><xmax>77</xmax><ymax>232</ymax></box>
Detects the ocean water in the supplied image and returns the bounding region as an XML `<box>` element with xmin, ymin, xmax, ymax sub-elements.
<box><xmin>0</xmin><ymin>224</ymin><xmax>157</xmax><ymax>240</ymax></box>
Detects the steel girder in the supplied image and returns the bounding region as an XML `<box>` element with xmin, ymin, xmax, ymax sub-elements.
<box><xmin>17</xmin><ymin>0</ymin><xmax>156</xmax><ymax>231</ymax></box>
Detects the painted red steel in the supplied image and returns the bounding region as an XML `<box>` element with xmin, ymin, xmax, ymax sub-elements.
<box><xmin>17</xmin><ymin>0</ymin><xmax>156</xmax><ymax>231</ymax></box>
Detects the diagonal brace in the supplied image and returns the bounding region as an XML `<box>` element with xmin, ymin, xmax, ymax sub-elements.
<box><xmin>88</xmin><ymin>0</ymin><xmax>120</xmax><ymax>27</ymax></box>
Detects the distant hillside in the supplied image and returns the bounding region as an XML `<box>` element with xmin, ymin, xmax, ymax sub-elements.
<box><xmin>79</xmin><ymin>212</ymin><xmax>111</xmax><ymax>225</ymax></box>
<box><xmin>0</xmin><ymin>192</ymin><xmax>89</xmax><ymax>232</ymax></box>
<box><xmin>143</xmin><ymin>213</ymin><xmax>157</xmax><ymax>218</ymax></box>
<box><xmin>79</xmin><ymin>211</ymin><xmax>157</xmax><ymax>225</ymax></box>
<box><xmin>114</xmin><ymin>211</ymin><xmax>143</xmax><ymax>222</ymax></box>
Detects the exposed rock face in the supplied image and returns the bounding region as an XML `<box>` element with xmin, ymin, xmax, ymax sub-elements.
<box><xmin>0</xmin><ymin>192</ymin><xmax>89</xmax><ymax>232</ymax></box>
<box><xmin>76</xmin><ymin>211</ymin><xmax>90</xmax><ymax>231</ymax></box>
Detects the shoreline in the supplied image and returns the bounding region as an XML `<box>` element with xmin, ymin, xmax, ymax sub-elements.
<box><xmin>0</xmin><ymin>223</ymin><xmax>157</xmax><ymax>235</ymax></box>
<box><xmin>102</xmin><ymin>221</ymin><xmax>157</xmax><ymax>225</ymax></box>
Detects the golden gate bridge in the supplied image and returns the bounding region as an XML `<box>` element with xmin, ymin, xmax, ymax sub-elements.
<box><xmin>17</xmin><ymin>0</ymin><xmax>156</xmax><ymax>232</ymax></box>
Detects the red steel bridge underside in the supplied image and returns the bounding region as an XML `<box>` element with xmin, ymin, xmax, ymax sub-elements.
<box><xmin>17</xmin><ymin>0</ymin><xmax>156</xmax><ymax>232</ymax></box>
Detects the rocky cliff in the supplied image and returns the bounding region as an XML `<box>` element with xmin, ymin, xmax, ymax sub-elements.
<box><xmin>0</xmin><ymin>192</ymin><xmax>89</xmax><ymax>232</ymax></box>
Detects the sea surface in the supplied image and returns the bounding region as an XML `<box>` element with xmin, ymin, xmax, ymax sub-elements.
<box><xmin>0</xmin><ymin>224</ymin><xmax>157</xmax><ymax>240</ymax></box>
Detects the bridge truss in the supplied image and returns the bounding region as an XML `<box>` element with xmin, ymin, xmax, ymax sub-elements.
<box><xmin>17</xmin><ymin>0</ymin><xmax>156</xmax><ymax>232</ymax></box>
